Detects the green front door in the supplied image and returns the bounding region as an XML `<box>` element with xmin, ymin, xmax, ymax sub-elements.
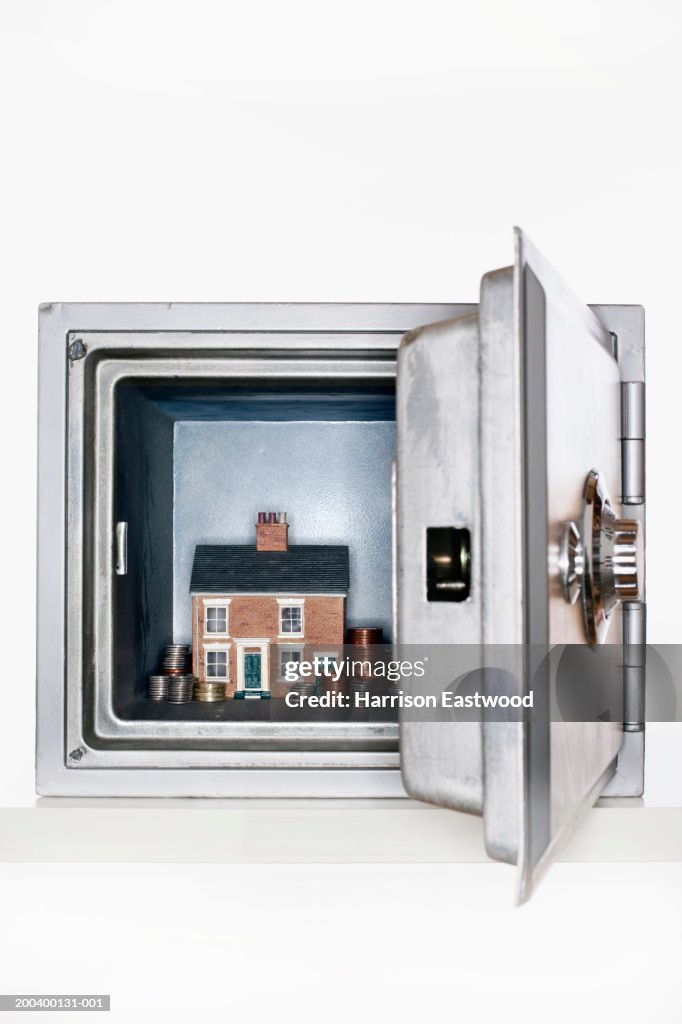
<box><xmin>244</xmin><ymin>652</ymin><xmax>262</xmax><ymax>690</ymax></box>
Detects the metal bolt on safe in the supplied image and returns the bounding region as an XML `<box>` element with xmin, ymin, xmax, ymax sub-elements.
<box><xmin>67</xmin><ymin>338</ymin><xmax>87</xmax><ymax>361</ymax></box>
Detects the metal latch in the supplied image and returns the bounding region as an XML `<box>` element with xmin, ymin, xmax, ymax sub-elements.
<box><xmin>115</xmin><ymin>522</ymin><xmax>128</xmax><ymax>576</ymax></box>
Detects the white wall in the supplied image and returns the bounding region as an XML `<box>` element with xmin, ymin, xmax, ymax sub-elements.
<box><xmin>1</xmin><ymin>2</ymin><xmax>680</xmax><ymax>1020</ymax></box>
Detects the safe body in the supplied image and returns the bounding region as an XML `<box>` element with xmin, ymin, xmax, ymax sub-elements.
<box><xmin>37</xmin><ymin>230</ymin><xmax>645</xmax><ymax>900</ymax></box>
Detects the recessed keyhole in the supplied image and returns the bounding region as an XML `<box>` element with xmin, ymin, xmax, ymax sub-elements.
<box><xmin>426</xmin><ymin>527</ymin><xmax>471</xmax><ymax>602</ymax></box>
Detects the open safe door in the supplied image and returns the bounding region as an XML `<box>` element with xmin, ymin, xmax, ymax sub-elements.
<box><xmin>396</xmin><ymin>228</ymin><xmax>645</xmax><ymax>902</ymax></box>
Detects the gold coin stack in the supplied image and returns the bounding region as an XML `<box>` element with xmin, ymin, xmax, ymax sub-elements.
<box><xmin>193</xmin><ymin>681</ymin><xmax>228</xmax><ymax>703</ymax></box>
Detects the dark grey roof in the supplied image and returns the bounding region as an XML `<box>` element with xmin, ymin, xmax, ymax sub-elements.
<box><xmin>190</xmin><ymin>544</ymin><xmax>349</xmax><ymax>594</ymax></box>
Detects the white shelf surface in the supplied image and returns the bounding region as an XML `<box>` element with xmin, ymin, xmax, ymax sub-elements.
<box><xmin>1</xmin><ymin>799</ymin><xmax>680</xmax><ymax>863</ymax></box>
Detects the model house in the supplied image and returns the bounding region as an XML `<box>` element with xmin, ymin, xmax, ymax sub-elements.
<box><xmin>189</xmin><ymin>514</ymin><xmax>349</xmax><ymax>698</ymax></box>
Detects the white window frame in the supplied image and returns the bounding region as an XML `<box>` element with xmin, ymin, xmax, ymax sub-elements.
<box><xmin>278</xmin><ymin>645</ymin><xmax>305</xmax><ymax>682</ymax></box>
<box><xmin>277</xmin><ymin>598</ymin><xmax>305</xmax><ymax>639</ymax></box>
<box><xmin>203</xmin><ymin>643</ymin><xmax>231</xmax><ymax>680</ymax></box>
<box><xmin>203</xmin><ymin>598</ymin><xmax>231</xmax><ymax>638</ymax></box>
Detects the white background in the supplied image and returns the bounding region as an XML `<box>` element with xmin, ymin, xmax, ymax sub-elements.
<box><xmin>1</xmin><ymin>2</ymin><xmax>681</xmax><ymax>1021</ymax></box>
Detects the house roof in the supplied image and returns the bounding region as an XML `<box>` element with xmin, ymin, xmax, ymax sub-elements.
<box><xmin>190</xmin><ymin>544</ymin><xmax>350</xmax><ymax>595</ymax></box>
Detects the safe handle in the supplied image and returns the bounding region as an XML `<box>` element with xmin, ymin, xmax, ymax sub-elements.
<box><xmin>115</xmin><ymin>521</ymin><xmax>128</xmax><ymax>575</ymax></box>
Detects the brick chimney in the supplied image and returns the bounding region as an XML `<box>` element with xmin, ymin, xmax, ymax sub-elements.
<box><xmin>256</xmin><ymin>511</ymin><xmax>289</xmax><ymax>552</ymax></box>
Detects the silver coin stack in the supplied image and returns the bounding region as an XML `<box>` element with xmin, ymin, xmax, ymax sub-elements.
<box><xmin>147</xmin><ymin>674</ymin><xmax>169</xmax><ymax>701</ymax></box>
<box><xmin>161</xmin><ymin>644</ymin><xmax>191</xmax><ymax>674</ymax></box>
<box><xmin>289</xmin><ymin>680</ymin><xmax>317</xmax><ymax>698</ymax></box>
<box><xmin>166</xmin><ymin>675</ymin><xmax>195</xmax><ymax>704</ymax></box>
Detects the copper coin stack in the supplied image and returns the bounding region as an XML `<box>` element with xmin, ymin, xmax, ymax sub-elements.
<box><xmin>193</xmin><ymin>681</ymin><xmax>227</xmax><ymax>703</ymax></box>
<box><xmin>346</xmin><ymin>628</ymin><xmax>383</xmax><ymax>646</ymax></box>
<box><xmin>346</xmin><ymin>627</ymin><xmax>384</xmax><ymax>686</ymax></box>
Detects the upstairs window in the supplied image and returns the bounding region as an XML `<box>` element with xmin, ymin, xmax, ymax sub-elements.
<box><xmin>205</xmin><ymin>603</ymin><xmax>229</xmax><ymax>635</ymax></box>
<box><xmin>280</xmin><ymin>604</ymin><xmax>303</xmax><ymax>636</ymax></box>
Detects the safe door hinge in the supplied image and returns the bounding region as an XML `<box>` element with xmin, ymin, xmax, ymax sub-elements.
<box><xmin>620</xmin><ymin>379</ymin><xmax>646</xmax><ymax>734</ymax></box>
<box><xmin>623</xmin><ymin>601</ymin><xmax>646</xmax><ymax>731</ymax></box>
<box><xmin>621</xmin><ymin>381</ymin><xmax>645</xmax><ymax>505</ymax></box>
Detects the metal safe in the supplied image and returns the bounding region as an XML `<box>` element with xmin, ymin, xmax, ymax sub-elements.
<box><xmin>37</xmin><ymin>228</ymin><xmax>645</xmax><ymax>901</ymax></box>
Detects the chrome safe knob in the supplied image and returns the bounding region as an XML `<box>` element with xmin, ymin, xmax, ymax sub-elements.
<box><xmin>560</xmin><ymin>470</ymin><xmax>642</xmax><ymax>646</ymax></box>
<box><xmin>600</xmin><ymin>514</ymin><xmax>641</xmax><ymax>611</ymax></box>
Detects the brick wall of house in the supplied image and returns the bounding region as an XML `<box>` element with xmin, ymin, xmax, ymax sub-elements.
<box><xmin>191</xmin><ymin>594</ymin><xmax>345</xmax><ymax>696</ymax></box>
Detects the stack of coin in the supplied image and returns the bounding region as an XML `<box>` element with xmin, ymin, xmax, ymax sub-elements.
<box><xmin>346</xmin><ymin>628</ymin><xmax>383</xmax><ymax>646</ymax></box>
<box><xmin>148</xmin><ymin>675</ymin><xmax>169</xmax><ymax>701</ymax></box>
<box><xmin>289</xmin><ymin>679</ymin><xmax>317</xmax><ymax>696</ymax></box>
<box><xmin>346</xmin><ymin>627</ymin><xmax>384</xmax><ymax>686</ymax></box>
<box><xmin>166</xmin><ymin>675</ymin><xmax>195</xmax><ymax>704</ymax></box>
<box><xmin>161</xmin><ymin>644</ymin><xmax>191</xmax><ymax>674</ymax></box>
<box><xmin>193</xmin><ymin>681</ymin><xmax>227</xmax><ymax>703</ymax></box>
